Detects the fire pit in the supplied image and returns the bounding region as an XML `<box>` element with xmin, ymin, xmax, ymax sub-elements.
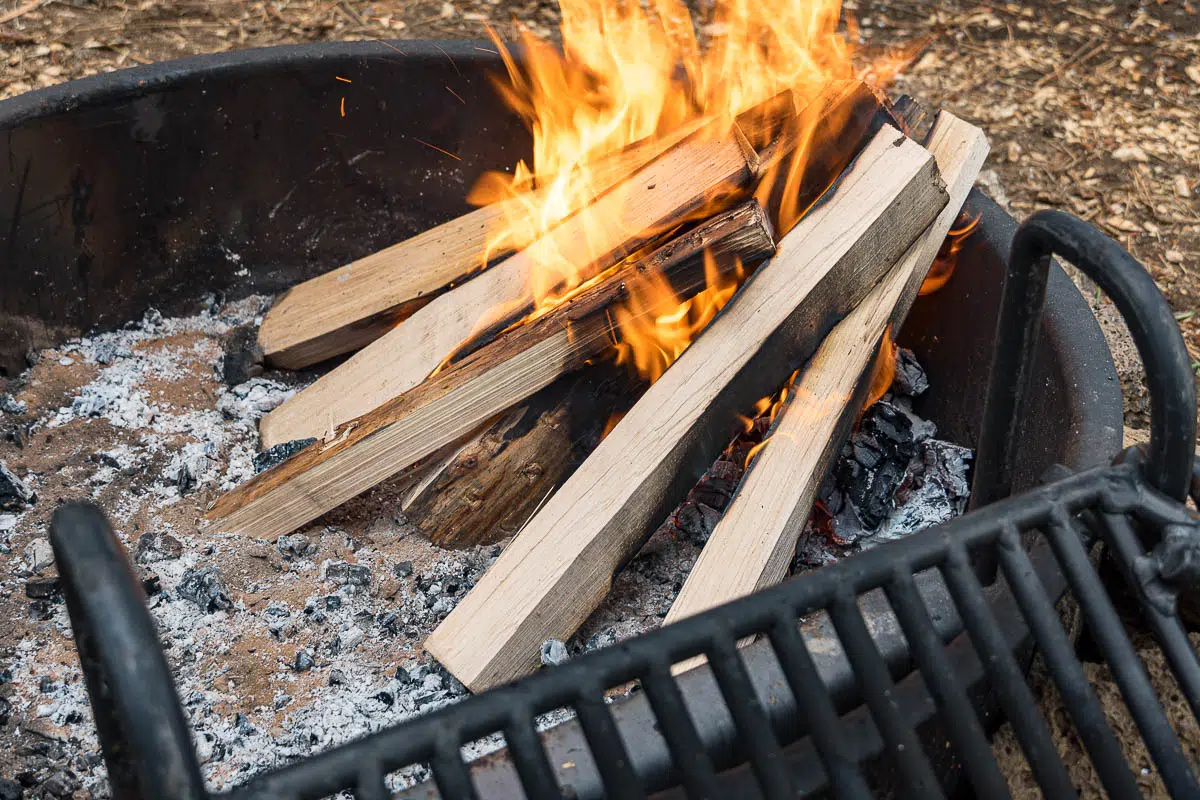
<box><xmin>5</xmin><ymin>40</ymin><xmax>1199</xmax><ymax>799</ymax></box>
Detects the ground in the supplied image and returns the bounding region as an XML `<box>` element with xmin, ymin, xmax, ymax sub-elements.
<box><xmin>1</xmin><ymin>0</ymin><xmax>1199</xmax><ymax>797</ymax></box>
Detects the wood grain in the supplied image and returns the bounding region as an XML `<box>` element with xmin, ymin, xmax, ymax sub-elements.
<box><xmin>424</xmin><ymin>126</ymin><xmax>949</xmax><ymax>692</ymax></box>
<box><xmin>662</xmin><ymin>114</ymin><xmax>990</xmax><ymax>675</ymax></box>
<box><xmin>256</xmin><ymin>127</ymin><xmax>696</xmax><ymax>370</ymax></box>
<box><xmin>207</xmin><ymin>201</ymin><xmax>776</xmax><ymax>538</ymax></box>
<box><xmin>259</xmin><ymin>125</ymin><xmax>760</xmax><ymax>448</ymax></box>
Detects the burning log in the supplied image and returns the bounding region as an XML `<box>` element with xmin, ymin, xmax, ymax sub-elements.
<box><xmin>424</xmin><ymin>126</ymin><xmax>949</xmax><ymax>692</ymax></box>
<box><xmin>206</xmin><ymin>200</ymin><xmax>776</xmax><ymax>539</ymax></box>
<box><xmin>258</xmin><ymin>124</ymin><xmax>761</xmax><ymax>449</ymax></box>
<box><xmin>661</xmin><ymin>113</ymin><xmax>989</xmax><ymax>671</ymax></box>
<box><xmin>401</xmin><ymin>362</ymin><xmax>641</xmax><ymax>550</ymax></box>
<box><xmin>256</xmin><ymin>128</ymin><xmax>699</xmax><ymax>370</ymax></box>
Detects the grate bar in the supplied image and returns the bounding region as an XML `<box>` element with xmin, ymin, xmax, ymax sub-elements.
<box><xmin>1100</xmin><ymin>510</ymin><xmax>1200</xmax><ymax>722</ymax></box>
<box><xmin>353</xmin><ymin>761</ymin><xmax>390</xmax><ymax>800</ymax></box>
<box><xmin>827</xmin><ymin>590</ymin><xmax>944</xmax><ymax>799</ymax></box>
<box><xmin>996</xmin><ymin>524</ymin><xmax>1143</xmax><ymax>798</ymax></box>
<box><xmin>706</xmin><ymin>634</ymin><xmax>793</xmax><ymax>797</ymax></box>
<box><xmin>883</xmin><ymin>568</ymin><xmax>1011</xmax><ymax>798</ymax></box>
<box><xmin>640</xmin><ymin>661</ymin><xmax>719</xmax><ymax>795</ymax></box>
<box><xmin>503</xmin><ymin>711</ymin><xmax>561</xmax><ymax>799</ymax></box>
<box><xmin>941</xmin><ymin>543</ymin><xmax>1078</xmax><ymax>797</ymax></box>
<box><xmin>431</xmin><ymin>736</ymin><xmax>479</xmax><ymax>800</ymax></box>
<box><xmin>767</xmin><ymin>614</ymin><xmax>873</xmax><ymax>799</ymax></box>
<box><xmin>1047</xmin><ymin>512</ymin><xmax>1200</xmax><ymax>796</ymax></box>
<box><xmin>573</xmin><ymin>689</ymin><xmax>645</xmax><ymax>798</ymax></box>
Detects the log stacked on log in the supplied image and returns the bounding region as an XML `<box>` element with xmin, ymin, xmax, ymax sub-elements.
<box><xmin>663</xmin><ymin>112</ymin><xmax>989</xmax><ymax>674</ymax></box>
<box><xmin>207</xmin><ymin>200</ymin><xmax>776</xmax><ymax>539</ymax></box>
<box><xmin>204</xmin><ymin>84</ymin><xmax>990</xmax><ymax>695</ymax></box>
<box><xmin>424</xmin><ymin>126</ymin><xmax>949</xmax><ymax>691</ymax></box>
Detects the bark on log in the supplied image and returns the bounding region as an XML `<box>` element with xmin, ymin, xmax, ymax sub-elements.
<box><xmin>402</xmin><ymin>362</ymin><xmax>643</xmax><ymax>549</ymax></box>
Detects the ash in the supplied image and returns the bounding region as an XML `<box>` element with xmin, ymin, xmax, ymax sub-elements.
<box><xmin>0</xmin><ymin>283</ymin><xmax>968</xmax><ymax>800</ymax></box>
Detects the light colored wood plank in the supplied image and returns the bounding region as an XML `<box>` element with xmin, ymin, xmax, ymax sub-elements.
<box><xmin>424</xmin><ymin>126</ymin><xmax>949</xmax><ymax>693</ymax></box>
<box><xmin>259</xmin><ymin>126</ymin><xmax>760</xmax><ymax>449</ymax></box>
<box><xmin>257</xmin><ymin>128</ymin><xmax>695</xmax><ymax>370</ymax></box>
<box><xmin>662</xmin><ymin>113</ymin><xmax>989</xmax><ymax>674</ymax></box>
<box><xmin>206</xmin><ymin>202</ymin><xmax>775</xmax><ymax>539</ymax></box>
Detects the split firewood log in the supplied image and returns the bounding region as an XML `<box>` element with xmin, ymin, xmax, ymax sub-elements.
<box><xmin>425</xmin><ymin>125</ymin><xmax>949</xmax><ymax>692</ymax></box>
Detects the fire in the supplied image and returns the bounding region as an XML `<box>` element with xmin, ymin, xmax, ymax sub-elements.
<box><xmin>863</xmin><ymin>329</ymin><xmax>896</xmax><ymax>410</ymax></box>
<box><xmin>613</xmin><ymin>251</ymin><xmax>745</xmax><ymax>383</ymax></box>
<box><xmin>474</xmin><ymin>0</ymin><xmax>915</xmax><ymax>383</ymax></box>
<box><xmin>919</xmin><ymin>211</ymin><xmax>982</xmax><ymax>296</ymax></box>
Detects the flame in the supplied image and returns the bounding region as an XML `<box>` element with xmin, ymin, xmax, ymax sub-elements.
<box><xmin>920</xmin><ymin>211</ymin><xmax>982</xmax><ymax>296</ymax></box>
<box><xmin>612</xmin><ymin>251</ymin><xmax>745</xmax><ymax>384</ymax></box>
<box><xmin>469</xmin><ymin>0</ymin><xmax>914</xmax><ymax>384</ymax></box>
<box><xmin>863</xmin><ymin>328</ymin><xmax>897</xmax><ymax>410</ymax></box>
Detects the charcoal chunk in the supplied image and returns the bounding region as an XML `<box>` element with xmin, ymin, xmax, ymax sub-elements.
<box><xmin>43</xmin><ymin>771</ymin><xmax>79</xmax><ymax>798</ymax></box>
<box><xmin>393</xmin><ymin>561</ymin><xmax>413</xmax><ymax>578</ymax></box>
<box><xmin>0</xmin><ymin>777</ymin><xmax>21</xmax><ymax>800</ymax></box>
<box><xmin>221</xmin><ymin>325</ymin><xmax>265</xmax><ymax>387</ymax></box>
<box><xmin>674</xmin><ymin>502</ymin><xmax>723</xmax><ymax>544</ymax></box>
<box><xmin>0</xmin><ymin>395</ymin><xmax>25</xmax><ymax>415</ymax></box>
<box><xmin>0</xmin><ymin>697</ymin><xmax>10</xmax><ymax>726</ymax></box>
<box><xmin>324</xmin><ymin>561</ymin><xmax>370</xmax><ymax>590</ymax></box>
<box><xmin>135</xmin><ymin>532</ymin><xmax>183</xmax><ymax>563</ymax></box>
<box><xmin>24</xmin><ymin>579</ymin><xmax>60</xmax><ymax>601</ymax></box>
<box><xmin>0</xmin><ymin>463</ymin><xmax>34</xmax><ymax>511</ymax></box>
<box><xmin>293</xmin><ymin>650</ymin><xmax>315</xmax><ymax>672</ymax></box>
<box><xmin>892</xmin><ymin>348</ymin><xmax>929</xmax><ymax>397</ymax></box>
<box><xmin>177</xmin><ymin>567</ymin><xmax>232</xmax><ymax>613</ymax></box>
<box><xmin>254</xmin><ymin>439</ymin><xmax>316</xmax><ymax>474</ymax></box>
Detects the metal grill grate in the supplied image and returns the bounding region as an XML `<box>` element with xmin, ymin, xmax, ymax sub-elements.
<box><xmin>202</xmin><ymin>460</ymin><xmax>1197</xmax><ymax>800</ymax></box>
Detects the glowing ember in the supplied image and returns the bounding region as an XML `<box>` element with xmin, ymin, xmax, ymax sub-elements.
<box><xmin>919</xmin><ymin>211</ymin><xmax>982</xmax><ymax>296</ymax></box>
<box><xmin>473</xmin><ymin>0</ymin><xmax>915</xmax><ymax>383</ymax></box>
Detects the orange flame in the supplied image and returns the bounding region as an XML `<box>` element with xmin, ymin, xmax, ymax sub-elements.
<box><xmin>920</xmin><ymin>211</ymin><xmax>982</xmax><ymax>296</ymax></box>
<box><xmin>863</xmin><ymin>328</ymin><xmax>896</xmax><ymax>411</ymax></box>
<box><xmin>612</xmin><ymin>251</ymin><xmax>745</xmax><ymax>384</ymax></box>
<box><xmin>473</xmin><ymin>0</ymin><xmax>915</xmax><ymax>384</ymax></box>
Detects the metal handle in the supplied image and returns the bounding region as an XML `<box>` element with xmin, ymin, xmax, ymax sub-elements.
<box><xmin>50</xmin><ymin>503</ymin><xmax>208</xmax><ymax>800</ymax></box>
<box><xmin>972</xmin><ymin>210</ymin><xmax>1196</xmax><ymax>508</ymax></box>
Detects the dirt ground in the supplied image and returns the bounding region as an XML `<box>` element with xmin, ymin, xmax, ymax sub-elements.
<box><xmin>2</xmin><ymin>0</ymin><xmax>1199</xmax><ymax>797</ymax></box>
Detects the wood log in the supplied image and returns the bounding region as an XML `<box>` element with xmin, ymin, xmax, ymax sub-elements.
<box><xmin>256</xmin><ymin>126</ymin><xmax>698</xmax><ymax>370</ymax></box>
<box><xmin>258</xmin><ymin>124</ymin><xmax>761</xmax><ymax>449</ymax></box>
<box><xmin>424</xmin><ymin>126</ymin><xmax>949</xmax><ymax>692</ymax></box>
<box><xmin>206</xmin><ymin>201</ymin><xmax>777</xmax><ymax>539</ymax></box>
<box><xmin>662</xmin><ymin>113</ymin><xmax>989</xmax><ymax>674</ymax></box>
<box><xmin>401</xmin><ymin>362</ymin><xmax>643</xmax><ymax>549</ymax></box>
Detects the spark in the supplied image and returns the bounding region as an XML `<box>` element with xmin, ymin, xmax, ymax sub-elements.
<box><xmin>336</xmin><ymin>76</ymin><xmax>352</xmax><ymax>83</ymax></box>
<box><xmin>474</xmin><ymin>46</ymin><xmax>500</xmax><ymax>55</ymax></box>
<box><xmin>340</xmin><ymin>96</ymin><xmax>345</xmax><ymax>117</ymax></box>
<box><xmin>445</xmin><ymin>85</ymin><xmax>466</xmax><ymax>104</ymax></box>
<box><xmin>411</xmin><ymin>137</ymin><xmax>462</xmax><ymax>161</ymax></box>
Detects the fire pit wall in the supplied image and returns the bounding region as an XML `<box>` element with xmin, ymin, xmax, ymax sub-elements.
<box><xmin>1</xmin><ymin>41</ymin><xmax>1123</xmax><ymax>793</ymax></box>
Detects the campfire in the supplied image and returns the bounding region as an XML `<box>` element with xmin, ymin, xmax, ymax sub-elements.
<box><xmin>194</xmin><ymin>0</ymin><xmax>992</xmax><ymax>693</ymax></box>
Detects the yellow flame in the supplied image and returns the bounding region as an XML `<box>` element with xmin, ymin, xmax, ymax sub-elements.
<box><xmin>474</xmin><ymin>0</ymin><xmax>914</xmax><ymax>383</ymax></box>
<box><xmin>920</xmin><ymin>211</ymin><xmax>982</xmax><ymax>296</ymax></box>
